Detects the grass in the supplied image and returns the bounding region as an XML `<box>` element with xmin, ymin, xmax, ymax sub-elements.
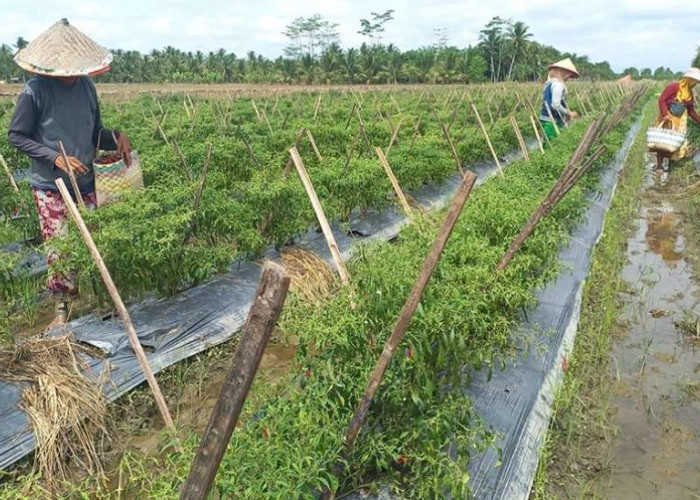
<box><xmin>532</xmin><ymin>100</ymin><xmax>656</xmax><ymax>498</ymax></box>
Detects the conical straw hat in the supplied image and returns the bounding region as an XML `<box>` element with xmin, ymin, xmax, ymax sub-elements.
<box><xmin>548</xmin><ymin>58</ymin><xmax>580</xmax><ymax>79</ymax></box>
<box><xmin>682</xmin><ymin>68</ymin><xmax>700</xmax><ymax>83</ymax></box>
<box><xmin>14</xmin><ymin>18</ymin><xmax>112</xmax><ymax>77</ymax></box>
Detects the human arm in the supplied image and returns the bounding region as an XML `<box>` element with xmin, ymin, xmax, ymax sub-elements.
<box><xmin>92</xmin><ymin>99</ymin><xmax>132</xmax><ymax>165</ymax></box>
<box><xmin>687</xmin><ymin>101</ymin><xmax>700</xmax><ymax>126</ymax></box>
<box><xmin>658</xmin><ymin>82</ymin><xmax>678</xmax><ymax>119</ymax></box>
<box><xmin>8</xmin><ymin>88</ymin><xmax>88</xmax><ymax>174</ymax></box>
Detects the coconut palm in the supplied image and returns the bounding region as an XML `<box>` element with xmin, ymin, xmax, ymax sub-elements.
<box><xmin>506</xmin><ymin>21</ymin><xmax>532</xmax><ymax>81</ymax></box>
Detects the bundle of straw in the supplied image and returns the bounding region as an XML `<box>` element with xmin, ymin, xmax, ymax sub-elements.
<box><xmin>0</xmin><ymin>334</ymin><xmax>107</xmax><ymax>490</ymax></box>
<box><xmin>280</xmin><ymin>249</ymin><xmax>336</xmax><ymax>302</ymax></box>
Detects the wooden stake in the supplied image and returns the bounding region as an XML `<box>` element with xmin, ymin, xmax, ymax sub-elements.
<box><xmin>510</xmin><ymin>116</ymin><xmax>530</xmax><ymax>162</ymax></box>
<box><xmin>544</xmin><ymin>102</ymin><xmax>561</xmax><ymax>136</ymax></box>
<box><xmin>324</xmin><ymin>171</ymin><xmax>478</xmax><ymax>498</ymax></box>
<box><xmin>284</xmin><ymin>127</ymin><xmax>307</xmax><ymax>178</ymax></box>
<box><xmin>522</xmin><ymin>97</ymin><xmax>551</xmax><ymax>146</ymax></box>
<box><xmin>313</xmin><ymin>94</ymin><xmax>322</xmax><ymax>121</ymax></box>
<box><xmin>172</xmin><ymin>140</ymin><xmax>195</xmax><ymax>181</ymax></box>
<box><xmin>57</xmin><ymin>140</ymin><xmax>86</xmax><ymax>210</ymax></box>
<box><xmin>251</xmin><ymin>100</ymin><xmax>262</xmax><ymax>121</ymax></box>
<box><xmin>183</xmin><ymin>143</ymin><xmax>213</xmax><ymax>244</ymax></box>
<box><xmin>54</xmin><ymin>178</ymin><xmax>177</xmax><ymax>437</ymax></box>
<box><xmin>385</xmin><ymin>117</ymin><xmax>404</xmax><ymax>157</ymax></box>
<box><xmin>306</xmin><ymin>129</ymin><xmax>323</xmax><ymax>162</ymax></box>
<box><xmin>180</xmin><ymin>262</ymin><xmax>290</xmax><ymax>500</ymax></box>
<box><xmin>529</xmin><ymin>115</ymin><xmax>545</xmax><ymax>153</ymax></box>
<box><xmin>261</xmin><ymin>108</ymin><xmax>273</xmax><ymax>134</ymax></box>
<box><xmin>471</xmin><ymin>103</ymin><xmax>504</xmax><ymax>176</ymax></box>
<box><xmin>240</xmin><ymin>134</ymin><xmax>263</xmax><ymax>169</ymax></box>
<box><xmin>375</xmin><ymin>147</ymin><xmax>413</xmax><ymax>217</ymax></box>
<box><xmin>0</xmin><ymin>152</ymin><xmax>19</xmax><ymax>193</ymax></box>
<box><xmin>289</xmin><ymin>147</ymin><xmax>350</xmax><ymax>284</ymax></box>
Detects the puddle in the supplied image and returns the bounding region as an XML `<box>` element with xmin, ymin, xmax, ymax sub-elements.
<box><xmin>602</xmin><ymin>167</ymin><xmax>700</xmax><ymax>496</ymax></box>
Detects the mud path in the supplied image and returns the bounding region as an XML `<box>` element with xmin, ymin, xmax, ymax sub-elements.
<box><xmin>602</xmin><ymin>165</ymin><xmax>700</xmax><ymax>497</ymax></box>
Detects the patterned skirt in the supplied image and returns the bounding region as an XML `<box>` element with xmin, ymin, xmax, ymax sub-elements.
<box><xmin>32</xmin><ymin>188</ymin><xmax>97</xmax><ymax>297</ymax></box>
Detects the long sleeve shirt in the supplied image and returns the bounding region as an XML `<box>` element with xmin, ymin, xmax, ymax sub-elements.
<box><xmin>658</xmin><ymin>81</ymin><xmax>700</xmax><ymax>126</ymax></box>
<box><xmin>8</xmin><ymin>76</ymin><xmax>118</xmax><ymax>195</ymax></box>
<box><xmin>540</xmin><ymin>78</ymin><xmax>570</xmax><ymax>126</ymax></box>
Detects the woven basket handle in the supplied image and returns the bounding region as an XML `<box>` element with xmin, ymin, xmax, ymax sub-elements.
<box><xmin>95</xmin><ymin>128</ymin><xmax>120</xmax><ymax>153</ymax></box>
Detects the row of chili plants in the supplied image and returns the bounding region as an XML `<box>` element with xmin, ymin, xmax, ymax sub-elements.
<box><xmin>1</xmin><ymin>84</ymin><xmax>611</xmax><ymax>301</ymax></box>
<box><xmin>0</xmin><ymin>83</ymin><xmax>616</xmax><ymax>341</ymax></box>
<box><xmin>1</xmin><ymin>87</ymin><xmax>645</xmax><ymax>498</ymax></box>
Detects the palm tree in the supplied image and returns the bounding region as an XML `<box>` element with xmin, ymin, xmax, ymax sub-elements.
<box><xmin>343</xmin><ymin>48</ymin><xmax>359</xmax><ymax>84</ymax></box>
<box><xmin>506</xmin><ymin>21</ymin><xmax>532</xmax><ymax>80</ymax></box>
<box><xmin>479</xmin><ymin>28</ymin><xmax>502</xmax><ymax>82</ymax></box>
<box><xmin>382</xmin><ymin>45</ymin><xmax>404</xmax><ymax>84</ymax></box>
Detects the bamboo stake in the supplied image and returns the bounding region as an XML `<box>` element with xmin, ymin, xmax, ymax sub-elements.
<box><xmin>544</xmin><ymin>102</ymin><xmax>561</xmax><ymax>136</ymax></box>
<box><xmin>0</xmin><ymin>152</ymin><xmax>19</xmax><ymax>193</ymax></box>
<box><xmin>375</xmin><ymin>147</ymin><xmax>413</xmax><ymax>217</ymax></box>
<box><xmin>289</xmin><ymin>147</ymin><xmax>350</xmax><ymax>284</ymax></box>
<box><xmin>575</xmin><ymin>93</ymin><xmax>588</xmax><ymax>116</ymax></box>
<box><xmin>306</xmin><ymin>129</ymin><xmax>323</xmax><ymax>162</ymax></box>
<box><xmin>471</xmin><ymin>103</ymin><xmax>504</xmax><ymax>176</ymax></box>
<box><xmin>251</xmin><ymin>100</ymin><xmax>262</xmax><ymax>121</ymax></box>
<box><xmin>510</xmin><ymin>116</ymin><xmax>530</xmax><ymax>162</ymax></box>
<box><xmin>323</xmin><ymin>171</ymin><xmax>478</xmax><ymax>498</ymax></box>
<box><xmin>186</xmin><ymin>94</ymin><xmax>196</xmax><ymax>118</ymax></box>
<box><xmin>385</xmin><ymin>117</ymin><xmax>404</xmax><ymax>157</ymax></box>
<box><xmin>343</xmin><ymin>131</ymin><xmax>362</xmax><ymax>173</ymax></box>
<box><xmin>391</xmin><ymin>94</ymin><xmax>402</xmax><ymax>115</ymax></box>
<box><xmin>496</xmin><ymin>117</ymin><xmax>608</xmax><ymax>271</ymax></box>
<box><xmin>172</xmin><ymin>140</ymin><xmax>195</xmax><ymax>181</ymax></box>
<box><xmin>529</xmin><ymin>115</ymin><xmax>545</xmax><ymax>153</ymax></box>
<box><xmin>183</xmin><ymin>143</ymin><xmax>213</xmax><ymax>244</ymax></box>
<box><xmin>240</xmin><ymin>134</ymin><xmax>262</xmax><ymax>169</ymax></box>
<box><xmin>180</xmin><ymin>262</ymin><xmax>290</xmax><ymax>500</ymax></box>
<box><xmin>313</xmin><ymin>94</ymin><xmax>322</xmax><ymax>121</ymax></box>
<box><xmin>261</xmin><ymin>108</ymin><xmax>273</xmax><ymax>134</ymax></box>
<box><xmin>57</xmin><ymin>140</ymin><xmax>86</xmax><ymax>210</ymax></box>
<box><xmin>54</xmin><ymin>178</ymin><xmax>178</xmax><ymax>437</ymax></box>
<box><xmin>284</xmin><ymin>127</ymin><xmax>306</xmax><ymax>178</ymax></box>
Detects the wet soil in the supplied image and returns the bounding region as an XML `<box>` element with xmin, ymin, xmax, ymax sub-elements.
<box><xmin>602</xmin><ymin>165</ymin><xmax>700</xmax><ymax>497</ymax></box>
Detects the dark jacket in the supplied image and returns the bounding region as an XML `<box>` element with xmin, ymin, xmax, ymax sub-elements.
<box><xmin>8</xmin><ymin>76</ymin><xmax>118</xmax><ymax>194</ymax></box>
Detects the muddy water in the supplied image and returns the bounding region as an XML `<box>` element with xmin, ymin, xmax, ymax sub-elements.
<box><xmin>604</xmin><ymin>171</ymin><xmax>700</xmax><ymax>497</ymax></box>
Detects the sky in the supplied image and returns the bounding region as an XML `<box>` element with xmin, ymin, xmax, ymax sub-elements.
<box><xmin>0</xmin><ymin>0</ymin><xmax>698</xmax><ymax>73</ymax></box>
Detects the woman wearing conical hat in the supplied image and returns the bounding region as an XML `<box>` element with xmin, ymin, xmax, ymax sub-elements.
<box><xmin>7</xmin><ymin>19</ymin><xmax>132</xmax><ymax>327</ymax></box>
<box><xmin>539</xmin><ymin>58</ymin><xmax>580</xmax><ymax>141</ymax></box>
<box><xmin>650</xmin><ymin>68</ymin><xmax>700</xmax><ymax>171</ymax></box>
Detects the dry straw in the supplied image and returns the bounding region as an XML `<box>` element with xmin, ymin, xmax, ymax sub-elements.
<box><xmin>279</xmin><ymin>249</ymin><xmax>336</xmax><ymax>301</ymax></box>
<box><xmin>0</xmin><ymin>334</ymin><xmax>108</xmax><ymax>491</ymax></box>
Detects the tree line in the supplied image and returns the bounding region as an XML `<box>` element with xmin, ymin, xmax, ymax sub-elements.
<box><xmin>0</xmin><ymin>16</ymin><xmax>687</xmax><ymax>84</ymax></box>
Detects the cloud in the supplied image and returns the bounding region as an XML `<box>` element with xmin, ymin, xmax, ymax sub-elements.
<box><xmin>146</xmin><ymin>17</ymin><xmax>172</xmax><ymax>35</ymax></box>
<box><xmin>255</xmin><ymin>15</ymin><xmax>287</xmax><ymax>43</ymax></box>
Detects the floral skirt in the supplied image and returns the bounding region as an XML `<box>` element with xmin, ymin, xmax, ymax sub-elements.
<box><xmin>32</xmin><ymin>188</ymin><xmax>97</xmax><ymax>297</ymax></box>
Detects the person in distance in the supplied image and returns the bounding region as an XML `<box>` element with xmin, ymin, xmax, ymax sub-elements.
<box><xmin>651</xmin><ymin>68</ymin><xmax>700</xmax><ymax>171</ymax></box>
<box><xmin>540</xmin><ymin>58</ymin><xmax>580</xmax><ymax>142</ymax></box>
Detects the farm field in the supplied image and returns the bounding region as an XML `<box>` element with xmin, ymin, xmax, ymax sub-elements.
<box><xmin>0</xmin><ymin>81</ymin><xmax>619</xmax><ymax>335</ymax></box>
<box><xmin>0</xmin><ymin>80</ymin><xmax>652</xmax><ymax>498</ymax></box>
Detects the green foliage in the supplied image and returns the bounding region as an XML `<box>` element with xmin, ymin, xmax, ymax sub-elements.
<box><xmin>27</xmin><ymin>87</ymin><xmax>543</xmax><ymax>301</ymax></box>
<box><xmin>0</xmin><ymin>17</ymin><xmax>622</xmax><ymax>84</ymax></box>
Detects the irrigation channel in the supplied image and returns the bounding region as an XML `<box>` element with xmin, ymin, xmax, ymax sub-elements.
<box><xmin>592</xmin><ymin>157</ymin><xmax>700</xmax><ymax>496</ymax></box>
